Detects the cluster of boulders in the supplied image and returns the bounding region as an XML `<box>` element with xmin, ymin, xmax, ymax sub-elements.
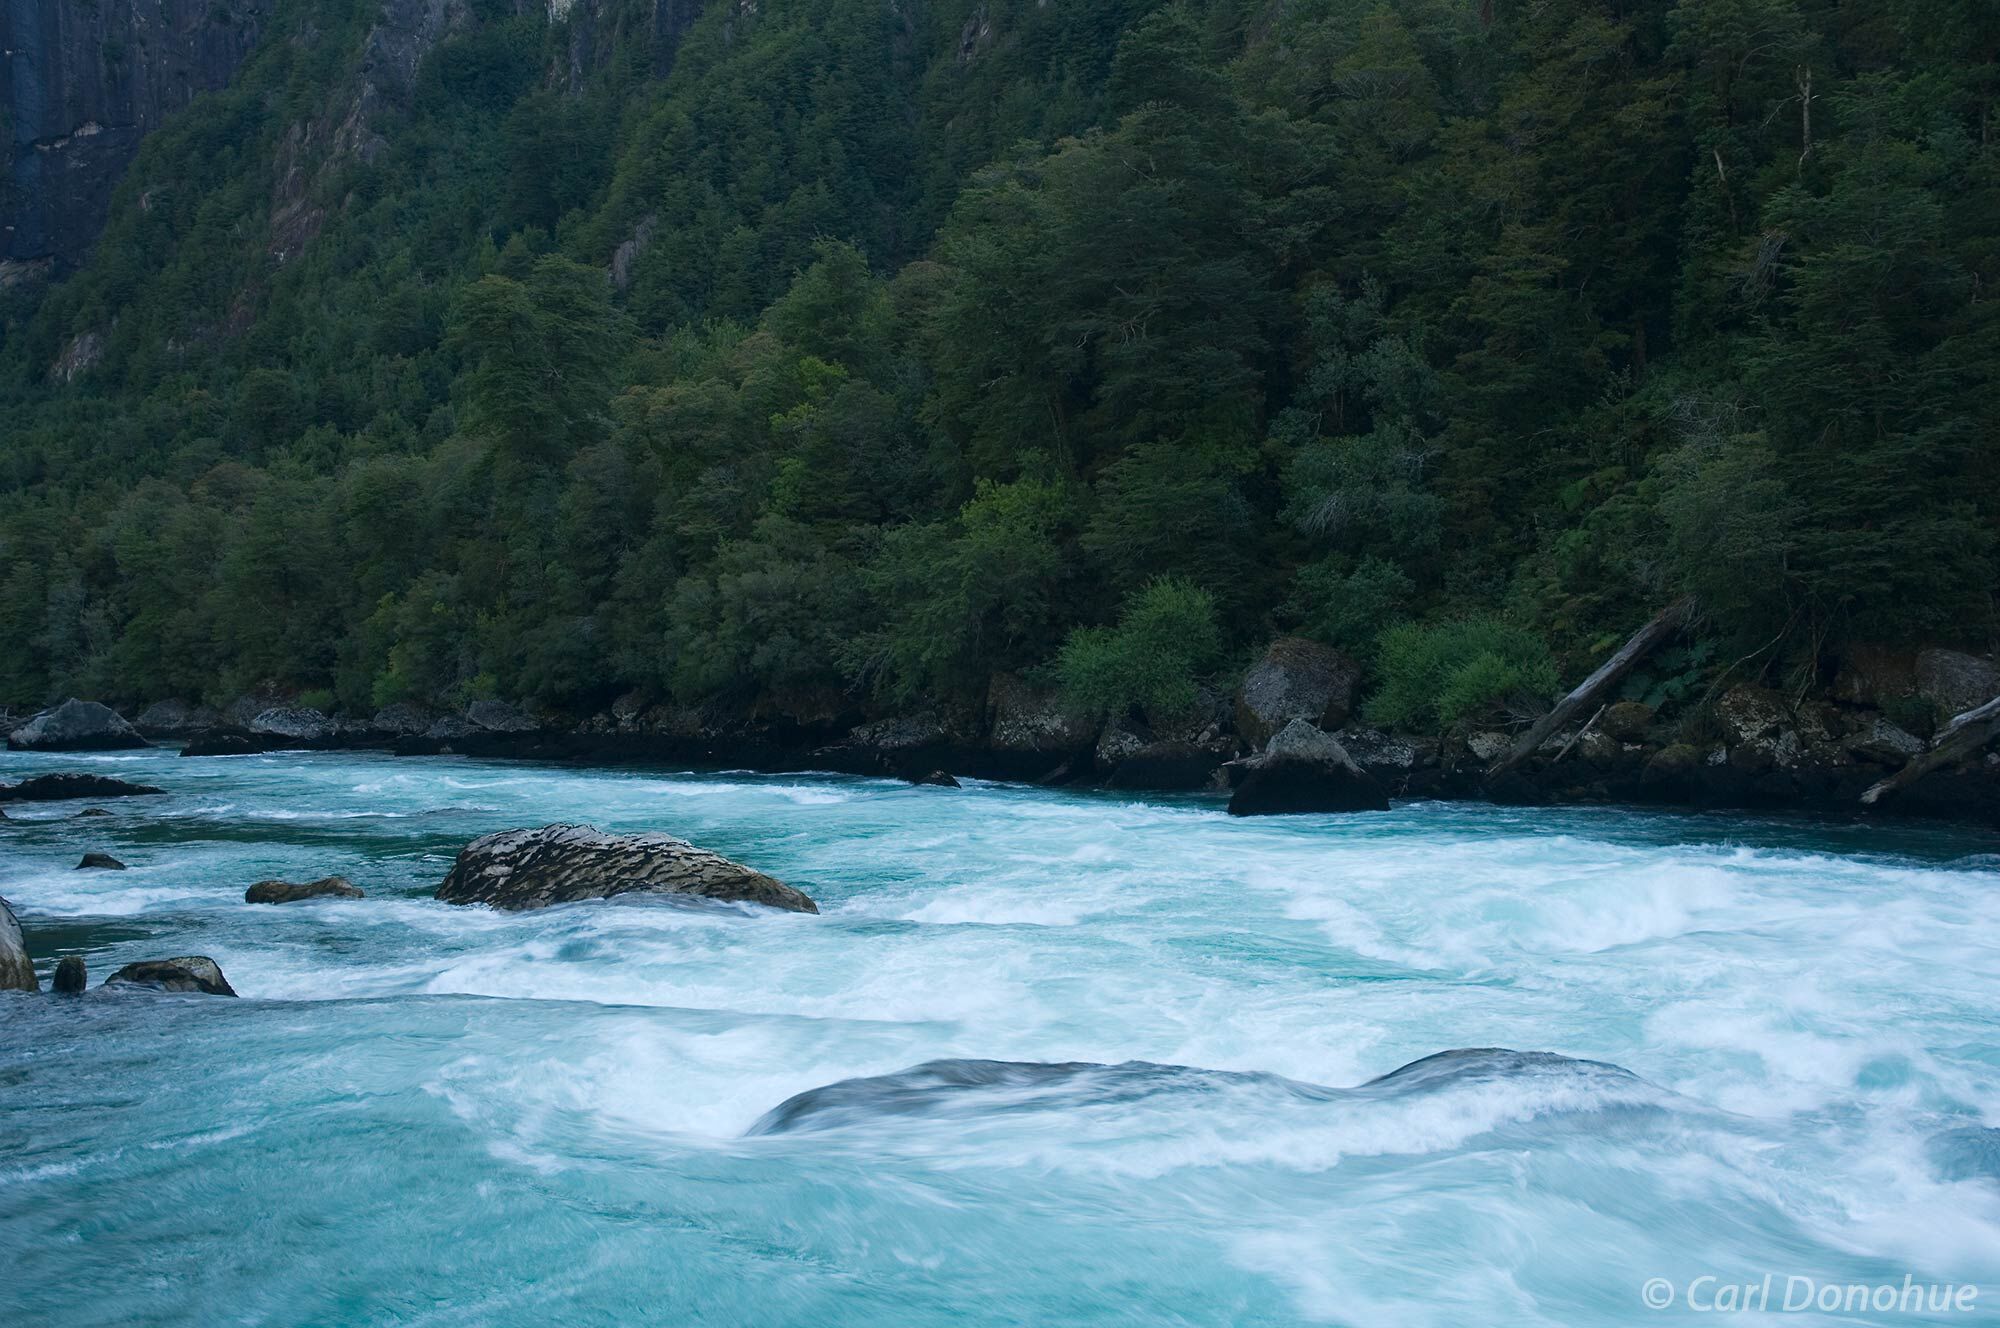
<box><xmin>5</xmin><ymin>639</ymin><xmax>1996</xmax><ymax>822</ymax></box>
<box><xmin>2</xmin><ymin>817</ymin><xmax>815</xmax><ymax>998</ymax></box>
<box><xmin>2</xmin><ymin>897</ymin><xmax>237</xmax><ymax>996</ymax></box>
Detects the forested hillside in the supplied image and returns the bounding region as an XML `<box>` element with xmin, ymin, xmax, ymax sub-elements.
<box><xmin>1</xmin><ymin>0</ymin><xmax>1995</xmax><ymax>736</ymax></box>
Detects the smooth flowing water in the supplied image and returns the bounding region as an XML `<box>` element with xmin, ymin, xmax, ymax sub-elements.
<box><xmin>2</xmin><ymin>748</ymin><xmax>1997</xmax><ymax>1326</ymax></box>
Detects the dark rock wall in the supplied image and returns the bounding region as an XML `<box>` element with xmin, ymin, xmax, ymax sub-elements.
<box><xmin>2</xmin><ymin>0</ymin><xmax>267</xmax><ymax>269</ymax></box>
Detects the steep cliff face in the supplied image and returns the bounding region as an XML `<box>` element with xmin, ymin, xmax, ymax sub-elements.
<box><xmin>1</xmin><ymin>0</ymin><xmax>269</xmax><ymax>271</ymax></box>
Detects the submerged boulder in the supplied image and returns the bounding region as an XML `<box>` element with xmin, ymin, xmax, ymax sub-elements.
<box><xmin>1226</xmin><ymin>720</ymin><xmax>1390</xmax><ymax>816</ymax></box>
<box><xmin>0</xmin><ymin>773</ymin><xmax>164</xmax><ymax>802</ymax></box>
<box><xmin>435</xmin><ymin>823</ymin><xmax>818</xmax><ymax>914</ymax></box>
<box><xmin>76</xmin><ymin>852</ymin><xmax>126</xmax><ymax>870</ymax></box>
<box><xmin>103</xmin><ymin>956</ymin><xmax>237</xmax><ymax>996</ymax></box>
<box><xmin>246</xmin><ymin>875</ymin><xmax>365</xmax><ymax>904</ymax></box>
<box><xmin>52</xmin><ymin>955</ymin><xmax>86</xmax><ymax>994</ymax></box>
<box><xmin>7</xmin><ymin>699</ymin><xmax>148</xmax><ymax>752</ymax></box>
<box><xmin>1233</xmin><ymin>639</ymin><xmax>1362</xmax><ymax>749</ymax></box>
<box><xmin>903</xmin><ymin>769</ymin><xmax>961</xmax><ymax>788</ymax></box>
<box><xmin>0</xmin><ymin>896</ymin><xmax>36</xmax><ymax>992</ymax></box>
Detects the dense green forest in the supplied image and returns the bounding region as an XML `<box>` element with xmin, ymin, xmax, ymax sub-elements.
<box><xmin>1</xmin><ymin>0</ymin><xmax>1995</xmax><ymax>733</ymax></box>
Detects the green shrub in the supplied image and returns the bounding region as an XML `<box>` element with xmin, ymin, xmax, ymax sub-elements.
<box><xmin>1366</xmin><ymin>618</ymin><xmax>1558</xmax><ymax>733</ymax></box>
<box><xmin>1056</xmin><ymin>578</ymin><xmax>1222</xmax><ymax>724</ymax></box>
<box><xmin>1287</xmin><ymin>555</ymin><xmax>1414</xmax><ymax>658</ymax></box>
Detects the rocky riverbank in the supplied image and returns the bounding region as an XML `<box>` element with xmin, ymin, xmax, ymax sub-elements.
<box><xmin>5</xmin><ymin>639</ymin><xmax>1997</xmax><ymax>827</ymax></box>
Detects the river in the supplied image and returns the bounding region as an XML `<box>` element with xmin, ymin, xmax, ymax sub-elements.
<box><xmin>2</xmin><ymin>748</ymin><xmax>1997</xmax><ymax>1324</ymax></box>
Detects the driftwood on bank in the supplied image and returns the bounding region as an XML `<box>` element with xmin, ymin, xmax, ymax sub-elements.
<box><xmin>1488</xmin><ymin>597</ymin><xmax>1695</xmax><ymax>779</ymax></box>
<box><xmin>1861</xmin><ymin>694</ymin><xmax>2000</xmax><ymax>805</ymax></box>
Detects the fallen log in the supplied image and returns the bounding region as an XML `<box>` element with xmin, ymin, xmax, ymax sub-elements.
<box><xmin>1488</xmin><ymin>597</ymin><xmax>1694</xmax><ymax>779</ymax></box>
<box><xmin>1860</xmin><ymin>694</ymin><xmax>2000</xmax><ymax>806</ymax></box>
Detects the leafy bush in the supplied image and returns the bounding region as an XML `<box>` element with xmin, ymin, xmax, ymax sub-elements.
<box><xmin>1056</xmin><ymin>578</ymin><xmax>1222</xmax><ymax>724</ymax></box>
<box><xmin>1366</xmin><ymin>618</ymin><xmax>1558</xmax><ymax>733</ymax></box>
<box><xmin>1287</xmin><ymin>555</ymin><xmax>1414</xmax><ymax>658</ymax></box>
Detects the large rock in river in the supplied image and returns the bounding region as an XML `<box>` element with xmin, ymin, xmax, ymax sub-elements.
<box><xmin>1227</xmin><ymin>720</ymin><xmax>1390</xmax><ymax>816</ymax></box>
<box><xmin>0</xmin><ymin>896</ymin><xmax>36</xmax><ymax>992</ymax></box>
<box><xmin>0</xmin><ymin>773</ymin><xmax>164</xmax><ymax>802</ymax></box>
<box><xmin>103</xmin><ymin>956</ymin><xmax>237</xmax><ymax>996</ymax></box>
<box><xmin>436</xmin><ymin>824</ymin><xmax>818</xmax><ymax>914</ymax></box>
<box><xmin>7</xmin><ymin>699</ymin><xmax>147</xmax><ymax>752</ymax></box>
<box><xmin>246</xmin><ymin>875</ymin><xmax>365</xmax><ymax>904</ymax></box>
<box><xmin>1233</xmin><ymin>639</ymin><xmax>1362</xmax><ymax>748</ymax></box>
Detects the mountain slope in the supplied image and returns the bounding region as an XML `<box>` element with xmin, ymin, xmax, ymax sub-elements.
<box><xmin>0</xmin><ymin>0</ymin><xmax>1993</xmax><ymax>736</ymax></box>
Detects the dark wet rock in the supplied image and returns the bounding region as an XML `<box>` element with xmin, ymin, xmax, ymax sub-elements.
<box><xmin>368</xmin><ymin>702</ymin><xmax>433</xmax><ymax>736</ymax></box>
<box><xmin>1094</xmin><ymin>723</ymin><xmax>1147</xmax><ymax>770</ymax></box>
<box><xmin>1226</xmin><ymin>720</ymin><xmax>1390</xmax><ymax>816</ymax></box>
<box><xmin>246</xmin><ymin>875</ymin><xmax>365</xmax><ymax>904</ymax></box>
<box><xmin>1233</xmin><ymin>638</ymin><xmax>1362</xmax><ymax>748</ymax></box>
<box><xmin>102</xmin><ymin>956</ymin><xmax>237</xmax><ymax>996</ymax></box>
<box><xmin>52</xmin><ymin>955</ymin><xmax>87</xmax><ymax>995</ymax></box>
<box><xmin>1915</xmin><ymin>648</ymin><xmax>2000</xmax><ymax>718</ymax></box>
<box><xmin>1483</xmin><ymin>770</ymin><xmax>1545</xmax><ymax>806</ymax></box>
<box><xmin>1638</xmin><ymin>743</ymin><xmax>1705</xmax><ymax>801</ymax></box>
<box><xmin>903</xmin><ymin>770</ymin><xmax>960</xmax><ymax>788</ymax></box>
<box><xmin>464</xmin><ymin>700</ymin><xmax>540</xmax><ymax>733</ymax></box>
<box><xmin>436</xmin><ymin>823</ymin><xmax>818</xmax><ymax>914</ymax></box>
<box><xmin>180</xmin><ymin>730</ymin><xmax>271</xmax><ymax>757</ymax></box>
<box><xmin>809</xmin><ymin>714</ymin><xmax>984</xmax><ymax>780</ymax></box>
<box><xmin>0</xmin><ymin>897</ymin><xmax>36</xmax><ymax>992</ymax></box>
<box><xmin>6</xmin><ymin>699</ymin><xmax>148</xmax><ymax>752</ymax></box>
<box><xmin>1712</xmin><ymin>686</ymin><xmax>1837</xmax><ymax>771</ymax></box>
<box><xmin>1598</xmin><ymin>700</ymin><xmax>1655</xmax><ymax>742</ymax></box>
<box><xmin>248</xmin><ymin>706</ymin><xmax>336</xmax><ymax>745</ymax></box>
<box><xmin>1107</xmin><ymin>740</ymin><xmax>1228</xmax><ymax>791</ymax></box>
<box><xmin>423</xmin><ymin>716</ymin><xmax>480</xmax><ymax>742</ymax></box>
<box><xmin>1842</xmin><ymin>715</ymin><xmax>1925</xmax><ymax>767</ymax></box>
<box><xmin>1340</xmin><ymin>728</ymin><xmax>1428</xmax><ymax>777</ymax></box>
<box><xmin>76</xmin><ymin>853</ymin><xmax>126</xmax><ymax>870</ymax></box>
<box><xmin>0</xmin><ymin>774</ymin><xmax>164</xmax><ymax>802</ymax></box>
<box><xmin>133</xmin><ymin>699</ymin><xmax>222</xmax><ymax>737</ymax></box>
<box><xmin>986</xmin><ymin>674</ymin><xmax>1099</xmax><ymax>772</ymax></box>
<box><xmin>73</xmin><ymin>807</ymin><xmax>112</xmax><ymax>817</ymax></box>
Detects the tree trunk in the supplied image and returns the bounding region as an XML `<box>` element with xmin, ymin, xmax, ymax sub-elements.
<box><xmin>1860</xmin><ymin>695</ymin><xmax>2000</xmax><ymax>806</ymax></box>
<box><xmin>1487</xmin><ymin>597</ymin><xmax>1694</xmax><ymax>779</ymax></box>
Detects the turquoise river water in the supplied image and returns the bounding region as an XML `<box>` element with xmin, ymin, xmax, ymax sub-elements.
<box><xmin>1</xmin><ymin>747</ymin><xmax>1998</xmax><ymax>1325</ymax></box>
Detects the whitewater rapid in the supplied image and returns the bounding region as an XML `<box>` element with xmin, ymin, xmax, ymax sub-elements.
<box><xmin>1</xmin><ymin>748</ymin><xmax>1996</xmax><ymax>1325</ymax></box>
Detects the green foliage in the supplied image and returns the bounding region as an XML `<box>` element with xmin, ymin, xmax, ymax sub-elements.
<box><xmin>0</xmin><ymin>0</ymin><xmax>1993</xmax><ymax>723</ymax></box>
<box><xmin>1056</xmin><ymin>577</ymin><xmax>1223</xmax><ymax>723</ymax></box>
<box><xmin>1367</xmin><ymin>619</ymin><xmax>1559</xmax><ymax>733</ymax></box>
<box><xmin>1287</xmin><ymin>556</ymin><xmax>1414</xmax><ymax>659</ymax></box>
